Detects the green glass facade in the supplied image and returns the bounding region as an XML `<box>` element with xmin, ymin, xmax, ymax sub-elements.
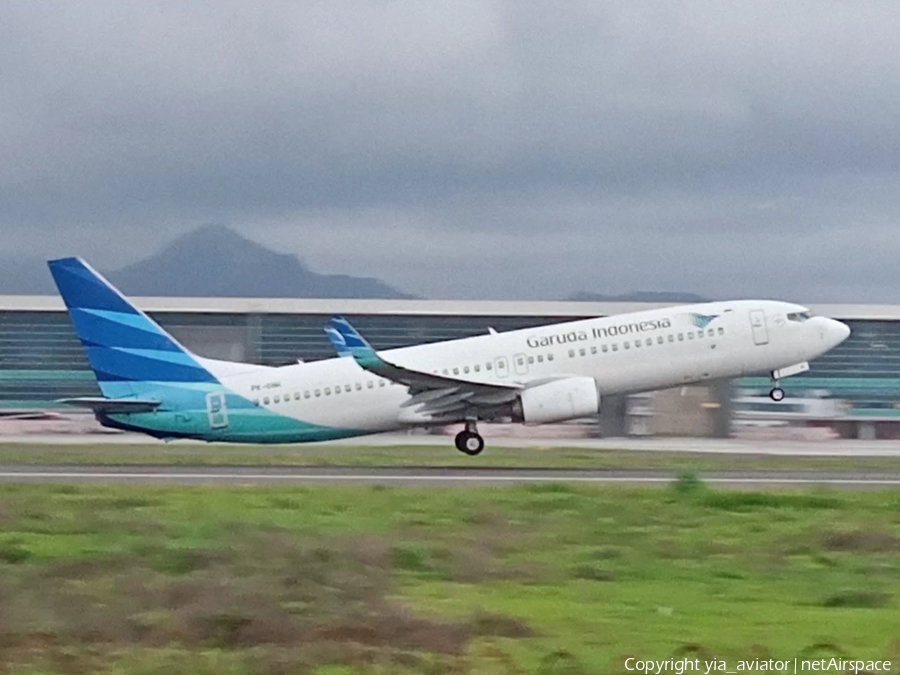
<box><xmin>1</xmin><ymin>308</ymin><xmax>897</xmax><ymax>417</ymax></box>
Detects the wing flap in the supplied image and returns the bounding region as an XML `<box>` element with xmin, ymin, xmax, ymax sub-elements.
<box><xmin>57</xmin><ymin>397</ymin><xmax>161</xmax><ymax>414</ymax></box>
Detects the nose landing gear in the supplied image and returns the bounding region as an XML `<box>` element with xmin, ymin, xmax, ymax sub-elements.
<box><xmin>769</xmin><ymin>373</ymin><xmax>785</xmax><ymax>401</ymax></box>
<box><xmin>454</xmin><ymin>419</ymin><xmax>485</xmax><ymax>456</ymax></box>
<box><xmin>768</xmin><ymin>362</ymin><xmax>808</xmax><ymax>401</ymax></box>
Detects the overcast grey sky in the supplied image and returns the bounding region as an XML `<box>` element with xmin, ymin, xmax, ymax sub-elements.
<box><xmin>3</xmin><ymin>0</ymin><xmax>900</xmax><ymax>300</ymax></box>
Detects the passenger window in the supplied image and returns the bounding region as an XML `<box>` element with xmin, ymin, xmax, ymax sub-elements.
<box><xmin>355</xmin><ymin>382</ymin><xmax>362</xmax><ymax>390</ymax></box>
<box><xmin>379</xmin><ymin>380</ymin><xmax>385</xmax><ymax>387</ymax></box>
<box><xmin>537</xmin><ymin>355</ymin><xmax>544</xmax><ymax>363</ymax></box>
<box><xmin>634</xmin><ymin>340</ymin><xmax>641</xmax><ymax>348</ymax></box>
<box><xmin>486</xmin><ymin>362</ymin><xmax>493</xmax><ymax>370</ymax></box>
<box><xmin>590</xmin><ymin>346</ymin><xmax>596</xmax><ymax>355</ymax></box>
<box><xmin>547</xmin><ymin>354</ymin><xmax>554</xmax><ymax>361</ymax></box>
<box><xmin>612</xmin><ymin>343</ymin><xmax>618</xmax><ymax>351</ymax></box>
<box><xmin>304</xmin><ymin>391</ymin><xmax>310</xmax><ymax>399</ymax></box>
<box><xmin>697</xmin><ymin>330</ymin><xmax>704</xmax><ymax>339</ymax></box>
<box><xmin>646</xmin><ymin>338</ymin><xmax>652</xmax><ymax>346</ymax></box>
<box><xmin>252</xmin><ymin>398</ymin><xmax>259</xmax><ymax>406</ymax></box>
<box><xmin>579</xmin><ymin>348</ymin><xmax>586</xmax><ymax>356</ymax></box>
<box><xmin>334</xmin><ymin>386</ymin><xmax>340</xmax><ymax>394</ymax></box>
<box><xmin>678</xmin><ymin>334</ymin><xmax>684</xmax><ymax>341</ymax></box>
<box><xmin>474</xmin><ymin>364</ymin><xmax>481</xmax><ymax>372</ymax></box>
<box><xmin>624</xmin><ymin>341</ymin><xmax>630</xmax><ymax>349</ymax></box>
<box><xmin>345</xmin><ymin>384</ymin><xmax>351</xmax><ymax>392</ymax></box>
<box><xmin>601</xmin><ymin>344</ymin><xmax>608</xmax><ymax>353</ymax></box>
<box><xmin>688</xmin><ymin>332</ymin><xmax>694</xmax><ymax>340</ymax></box>
<box><xmin>527</xmin><ymin>356</ymin><xmax>534</xmax><ymax>364</ymax></box>
<box><xmin>657</xmin><ymin>336</ymin><xmax>663</xmax><ymax>345</ymax></box>
<box><xmin>274</xmin><ymin>395</ymin><xmax>280</xmax><ymax>403</ymax></box>
<box><xmin>717</xmin><ymin>327</ymin><xmax>724</xmax><ymax>336</ymax></box>
<box><xmin>367</xmin><ymin>381</ymin><xmax>374</xmax><ymax>389</ymax></box>
<box><xmin>464</xmin><ymin>366</ymin><xmax>470</xmax><ymax>373</ymax></box>
<box><xmin>263</xmin><ymin>396</ymin><xmax>270</xmax><ymax>404</ymax></box>
<box><xmin>324</xmin><ymin>387</ymin><xmax>331</xmax><ymax>395</ymax></box>
<box><xmin>294</xmin><ymin>392</ymin><xmax>300</xmax><ymax>400</ymax></box>
<box><xmin>568</xmin><ymin>349</ymin><xmax>575</xmax><ymax>358</ymax></box>
<box><xmin>453</xmin><ymin>367</ymin><xmax>459</xmax><ymax>375</ymax></box>
<box><xmin>315</xmin><ymin>389</ymin><xmax>321</xmax><ymax>397</ymax></box>
<box><xmin>668</xmin><ymin>335</ymin><xmax>674</xmax><ymax>342</ymax></box>
<box><xmin>442</xmin><ymin>369</ymin><xmax>449</xmax><ymax>375</ymax></box>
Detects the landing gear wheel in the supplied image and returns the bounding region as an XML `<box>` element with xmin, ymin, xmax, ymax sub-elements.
<box><xmin>769</xmin><ymin>387</ymin><xmax>785</xmax><ymax>402</ymax></box>
<box><xmin>454</xmin><ymin>430</ymin><xmax>485</xmax><ymax>456</ymax></box>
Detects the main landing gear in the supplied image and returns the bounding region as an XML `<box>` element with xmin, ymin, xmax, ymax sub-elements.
<box><xmin>454</xmin><ymin>419</ymin><xmax>485</xmax><ymax>456</ymax></box>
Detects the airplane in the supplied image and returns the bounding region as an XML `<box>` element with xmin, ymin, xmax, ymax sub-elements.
<box><xmin>47</xmin><ymin>257</ymin><xmax>850</xmax><ymax>455</ymax></box>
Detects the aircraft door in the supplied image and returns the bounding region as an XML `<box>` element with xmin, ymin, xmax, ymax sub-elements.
<box><xmin>749</xmin><ymin>310</ymin><xmax>769</xmax><ymax>346</ymax></box>
<box><xmin>494</xmin><ymin>356</ymin><xmax>510</xmax><ymax>378</ymax></box>
<box><xmin>513</xmin><ymin>353</ymin><xmax>529</xmax><ymax>376</ymax></box>
<box><xmin>206</xmin><ymin>392</ymin><xmax>229</xmax><ymax>429</ymax></box>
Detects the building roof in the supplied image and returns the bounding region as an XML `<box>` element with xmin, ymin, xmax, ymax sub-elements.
<box><xmin>1</xmin><ymin>295</ymin><xmax>899</xmax><ymax>320</ymax></box>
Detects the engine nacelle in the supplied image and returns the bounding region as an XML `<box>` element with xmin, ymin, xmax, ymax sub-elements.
<box><xmin>513</xmin><ymin>376</ymin><xmax>600</xmax><ymax>425</ymax></box>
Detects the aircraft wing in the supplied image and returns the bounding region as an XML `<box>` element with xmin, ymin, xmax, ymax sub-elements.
<box><xmin>56</xmin><ymin>397</ymin><xmax>162</xmax><ymax>414</ymax></box>
<box><xmin>326</xmin><ymin>316</ymin><xmax>522</xmax><ymax>417</ymax></box>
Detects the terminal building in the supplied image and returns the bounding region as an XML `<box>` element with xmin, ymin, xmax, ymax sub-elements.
<box><xmin>2</xmin><ymin>296</ymin><xmax>900</xmax><ymax>439</ymax></box>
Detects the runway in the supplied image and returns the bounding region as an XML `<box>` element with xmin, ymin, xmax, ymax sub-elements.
<box><xmin>6</xmin><ymin>433</ymin><xmax>900</xmax><ymax>456</ymax></box>
<box><xmin>1</xmin><ymin>465</ymin><xmax>899</xmax><ymax>488</ymax></box>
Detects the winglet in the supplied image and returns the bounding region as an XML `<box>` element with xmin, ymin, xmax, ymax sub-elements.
<box><xmin>323</xmin><ymin>324</ymin><xmax>351</xmax><ymax>358</ymax></box>
<box><xmin>327</xmin><ymin>316</ymin><xmax>384</xmax><ymax>369</ymax></box>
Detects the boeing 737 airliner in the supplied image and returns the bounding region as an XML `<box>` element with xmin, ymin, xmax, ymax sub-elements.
<box><xmin>48</xmin><ymin>257</ymin><xmax>850</xmax><ymax>455</ymax></box>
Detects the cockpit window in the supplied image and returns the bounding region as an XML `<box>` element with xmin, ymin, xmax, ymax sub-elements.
<box><xmin>787</xmin><ymin>311</ymin><xmax>813</xmax><ymax>322</ymax></box>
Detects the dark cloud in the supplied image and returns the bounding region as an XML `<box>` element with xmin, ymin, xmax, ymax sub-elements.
<box><xmin>2</xmin><ymin>1</ymin><xmax>900</xmax><ymax>300</ymax></box>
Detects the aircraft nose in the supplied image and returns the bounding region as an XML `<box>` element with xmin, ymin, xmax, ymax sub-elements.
<box><xmin>826</xmin><ymin>318</ymin><xmax>851</xmax><ymax>346</ymax></box>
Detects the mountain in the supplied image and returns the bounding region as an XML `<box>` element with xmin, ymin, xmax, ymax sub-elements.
<box><xmin>567</xmin><ymin>291</ymin><xmax>709</xmax><ymax>303</ymax></box>
<box><xmin>0</xmin><ymin>227</ymin><xmax>412</xmax><ymax>298</ymax></box>
<box><xmin>107</xmin><ymin>226</ymin><xmax>415</xmax><ymax>298</ymax></box>
<box><xmin>0</xmin><ymin>229</ymin><xmax>708</xmax><ymax>301</ymax></box>
<box><xmin>0</xmin><ymin>226</ymin><xmax>413</xmax><ymax>298</ymax></box>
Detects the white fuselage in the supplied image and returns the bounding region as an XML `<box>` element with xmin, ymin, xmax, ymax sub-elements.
<box><xmin>215</xmin><ymin>299</ymin><xmax>849</xmax><ymax>436</ymax></box>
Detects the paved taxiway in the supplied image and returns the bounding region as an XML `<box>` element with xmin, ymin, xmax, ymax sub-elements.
<box><xmin>1</xmin><ymin>465</ymin><xmax>899</xmax><ymax>488</ymax></box>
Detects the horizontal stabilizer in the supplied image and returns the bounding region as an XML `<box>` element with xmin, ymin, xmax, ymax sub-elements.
<box><xmin>56</xmin><ymin>397</ymin><xmax>161</xmax><ymax>414</ymax></box>
<box><xmin>0</xmin><ymin>410</ymin><xmax>65</xmax><ymax>421</ymax></box>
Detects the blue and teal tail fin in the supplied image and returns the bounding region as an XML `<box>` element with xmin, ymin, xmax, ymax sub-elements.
<box><xmin>47</xmin><ymin>257</ymin><xmax>219</xmax><ymax>399</ymax></box>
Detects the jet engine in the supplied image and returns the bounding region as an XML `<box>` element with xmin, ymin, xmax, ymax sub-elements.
<box><xmin>511</xmin><ymin>376</ymin><xmax>600</xmax><ymax>424</ymax></box>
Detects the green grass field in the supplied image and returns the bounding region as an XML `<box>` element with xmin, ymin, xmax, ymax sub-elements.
<box><xmin>1</xmin><ymin>481</ymin><xmax>899</xmax><ymax>674</ymax></box>
<box><xmin>3</xmin><ymin>440</ymin><xmax>900</xmax><ymax>473</ymax></box>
